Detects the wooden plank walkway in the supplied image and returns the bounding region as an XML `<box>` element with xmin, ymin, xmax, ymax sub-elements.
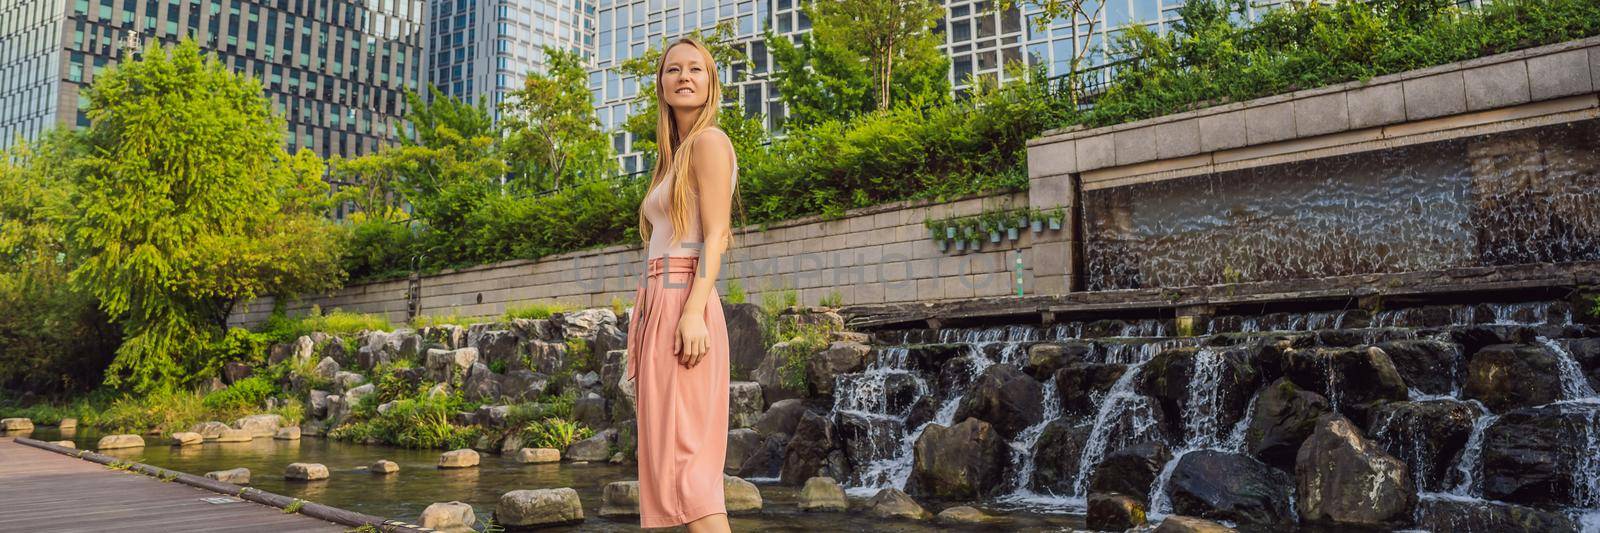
<box><xmin>0</xmin><ymin>437</ymin><xmax>349</xmax><ymax>533</ymax></box>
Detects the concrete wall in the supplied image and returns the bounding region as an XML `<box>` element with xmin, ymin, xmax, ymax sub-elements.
<box><xmin>230</xmin><ymin>190</ymin><xmax>1045</xmax><ymax>327</ymax></box>
<box><xmin>1026</xmin><ymin>35</ymin><xmax>1600</xmax><ymax>287</ymax></box>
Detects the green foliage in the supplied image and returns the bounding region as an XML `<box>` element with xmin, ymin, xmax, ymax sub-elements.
<box><xmin>1081</xmin><ymin>0</ymin><xmax>1600</xmax><ymax>128</ymax></box>
<box><xmin>808</xmin><ymin>0</ymin><xmax>949</xmax><ymax>113</ymax></box>
<box><xmin>819</xmin><ymin>290</ymin><xmax>843</xmax><ymax>308</ymax></box>
<box><xmin>522</xmin><ymin>417</ymin><xmax>593</xmax><ymax>450</ymax></box>
<box><xmin>723</xmin><ymin>279</ymin><xmax>747</xmax><ymax>305</ymax></box>
<box><xmin>283</xmin><ymin>499</ymin><xmax>304</xmax><ymax>514</ymax></box>
<box><xmin>68</xmin><ymin>40</ymin><xmax>343</xmax><ymax>392</ymax></box>
<box><xmin>503</xmin><ymin>300</ymin><xmax>572</xmax><ymax>321</ymax></box>
<box><xmin>775</xmin><ymin>322</ymin><xmax>834</xmax><ymax>392</ymax></box>
<box><xmin>330</xmin><ymin>393</ymin><xmax>479</xmax><ymax>449</ymax></box>
<box><xmin>500</xmin><ymin>46</ymin><xmax>617</xmax><ymax>193</ymax></box>
<box><xmin>201</xmin><ymin>375</ymin><xmax>274</xmax><ymax>411</ymax></box>
<box><xmin>257</xmin><ymin>307</ymin><xmax>392</xmax><ymax>344</ymax></box>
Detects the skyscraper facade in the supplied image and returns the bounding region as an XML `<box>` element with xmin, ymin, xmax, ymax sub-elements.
<box><xmin>426</xmin><ymin>0</ymin><xmax>596</xmax><ymax>118</ymax></box>
<box><xmin>0</xmin><ymin>0</ymin><xmax>427</xmax><ymax>159</ymax></box>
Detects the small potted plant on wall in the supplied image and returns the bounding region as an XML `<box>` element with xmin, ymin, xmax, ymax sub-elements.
<box><xmin>1030</xmin><ymin>207</ymin><xmax>1045</xmax><ymax>233</ymax></box>
<box><xmin>1047</xmin><ymin>207</ymin><xmax>1065</xmax><ymax>230</ymax></box>
<box><xmin>1007</xmin><ymin>210</ymin><xmax>1024</xmax><ymax>241</ymax></box>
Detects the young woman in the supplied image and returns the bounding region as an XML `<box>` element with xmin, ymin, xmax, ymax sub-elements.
<box><xmin>623</xmin><ymin>36</ymin><xmax>740</xmax><ymax>533</ymax></box>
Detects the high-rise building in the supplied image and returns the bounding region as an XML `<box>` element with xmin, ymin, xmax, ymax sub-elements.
<box><xmin>426</xmin><ymin>0</ymin><xmax>596</xmax><ymax>118</ymax></box>
<box><xmin>587</xmin><ymin>0</ymin><xmax>1324</xmax><ymax>173</ymax></box>
<box><xmin>0</xmin><ymin>0</ymin><xmax>427</xmax><ymax>159</ymax></box>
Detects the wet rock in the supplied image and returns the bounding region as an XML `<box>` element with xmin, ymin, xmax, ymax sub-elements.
<box><xmin>1153</xmin><ymin>515</ymin><xmax>1238</xmax><ymax>533</ymax></box>
<box><xmin>285</xmin><ymin>463</ymin><xmax>329</xmax><ymax>480</ymax></box>
<box><xmin>1090</xmin><ymin>441</ymin><xmax>1172</xmax><ymax>504</ymax></box>
<box><xmin>369</xmin><ymin>460</ymin><xmax>399</xmax><ymax>474</ymax></box>
<box><xmin>780</xmin><ymin>412</ymin><xmax>839</xmax><ymax>485</ymax></box>
<box><xmin>936</xmin><ymin>505</ymin><xmax>1003</xmax><ymax>525</ymax></box>
<box><xmin>214</xmin><ymin>428</ymin><xmax>252</xmax><ymax>443</ymax></box>
<box><xmin>909</xmin><ymin>417</ymin><xmax>1007</xmax><ymax>499</ymax></box>
<box><xmin>1481</xmin><ymin>402</ymin><xmax>1600</xmax><ymax>507</ymax></box>
<box><xmin>273</xmin><ymin>426</ymin><xmax>301</xmax><ymax>440</ymax></box>
<box><xmin>1281</xmin><ymin>346</ymin><xmax>1407</xmax><ymax>424</ymax></box>
<box><xmin>572</xmin><ymin>393</ymin><xmax>608</xmax><ymax>431</ymax></box>
<box><xmin>725</xmin><ymin>428</ymin><xmax>763</xmax><ymax>474</ymax></box>
<box><xmin>565</xmin><ymin>428</ymin><xmax>616</xmax><ymax>462</ymax></box>
<box><xmin>97</xmin><ymin>434</ymin><xmax>145</xmax><ymax>450</ymax></box>
<box><xmin>728</xmin><ymin>381</ymin><xmax>764</xmax><ymax>429</ymax></box>
<box><xmin>599</xmin><ymin>481</ymin><xmax>639</xmax><ymax>517</ymax></box>
<box><xmin>808</xmin><ymin>341</ymin><xmax>871</xmax><ymax>396</ymax></box>
<box><xmin>1413</xmin><ymin>494</ymin><xmax>1579</xmax><ymax>533</ymax></box>
<box><xmin>170</xmin><ymin>432</ymin><xmax>203</xmax><ymax>446</ymax></box>
<box><xmin>438</xmin><ymin>449</ymin><xmax>480</xmax><ymax>468</ymax></box>
<box><xmin>1375</xmin><ymin>339</ymin><xmax>1462</xmax><ymax>396</ymax></box>
<box><xmin>1165</xmin><ymin>450</ymin><xmax>1293</xmax><ymax>530</ymax></box>
<box><xmin>420</xmin><ymin>501</ymin><xmax>475</xmax><ymax>533</ymax></box>
<box><xmin>1054</xmin><ymin>361</ymin><xmax>1128</xmax><ymax>415</ymax></box>
<box><xmin>1023</xmin><ymin>340</ymin><xmax>1090</xmax><ymax>380</ymax></box>
<box><xmin>1245</xmin><ymin>378</ymin><xmax>1330</xmax><ymax>470</ymax></box>
<box><xmin>751</xmin><ymin>340</ymin><xmax>808</xmax><ymax>406</ymax></box>
<box><xmin>1087</xmin><ymin>492</ymin><xmax>1147</xmax><ymax>531</ymax></box>
<box><xmin>496</xmin><ymin>487</ymin><xmax>584</xmax><ymax>527</ymax></box>
<box><xmin>516</xmin><ymin>448</ymin><xmax>561</xmax><ymax>464</ymax></box>
<box><xmin>724</xmin><ymin>303</ymin><xmax>768</xmax><ymax>380</ymax></box>
<box><xmin>233</xmin><ymin>414</ymin><xmax>285</xmax><ymax>438</ymax></box>
<box><xmin>1140</xmin><ymin>347</ymin><xmax>1263</xmax><ymax>441</ymax></box>
<box><xmin>426</xmin><ymin>347</ymin><xmax>479</xmax><ymax>383</ymax></box>
<box><xmin>1464</xmin><ymin>344</ymin><xmax>1567</xmax><ymax>412</ymax></box>
<box><xmin>206</xmin><ymin>467</ymin><xmax>250</xmax><ymax>485</ymax></box>
<box><xmin>736</xmin><ymin>433</ymin><xmax>789</xmax><ymax>479</ymax></box>
<box><xmin>1368</xmin><ymin>399</ymin><xmax>1480</xmax><ymax>492</ymax></box>
<box><xmin>836</xmin><ymin>371</ymin><xmax>923</xmax><ymax>417</ymax></box>
<box><xmin>837</xmin><ymin>411</ymin><xmax>905</xmax><ymax>471</ymax></box>
<box><xmin>798</xmin><ymin>476</ymin><xmax>847</xmax><ymax>512</ymax></box>
<box><xmin>723</xmin><ymin>475</ymin><xmax>763</xmax><ymax>513</ymax></box>
<box><xmin>1030</xmin><ymin>417</ymin><xmax>1093</xmax><ymax>494</ymax></box>
<box><xmin>953</xmin><ymin>363</ymin><xmax>1043</xmax><ymax>440</ymax></box>
<box><xmin>865</xmin><ymin>488</ymin><xmax>930</xmax><ymax>520</ymax></box>
<box><xmin>903</xmin><ymin>343</ymin><xmax>969</xmax><ymax>373</ymax></box>
<box><xmin>1295</xmin><ymin>414</ymin><xmax>1414</xmax><ymax>527</ymax></box>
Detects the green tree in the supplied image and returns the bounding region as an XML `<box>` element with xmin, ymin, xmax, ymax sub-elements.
<box><xmin>993</xmin><ymin>0</ymin><xmax>1107</xmax><ymax>106</ymax></box>
<box><xmin>68</xmin><ymin>40</ymin><xmax>344</xmax><ymax>391</ymax></box>
<box><xmin>764</xmin><ymin>28</ymin><xmax>874</xmax><ymax>128</ymax></box>
<box><xmin>810</xmin><ymin>0</ymin><xmax>947</xmax><ymax>112</ymax></box>
<box><xmin>500</xmin><ymin>46</ymin><xmax>617</xmax><ymax>193</ymax></box>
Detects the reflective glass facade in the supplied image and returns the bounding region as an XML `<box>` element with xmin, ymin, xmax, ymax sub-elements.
<box><xmin>427</xmin><ymin>0</ymin><xmax>595</xmax><ymax>117</ymax></box>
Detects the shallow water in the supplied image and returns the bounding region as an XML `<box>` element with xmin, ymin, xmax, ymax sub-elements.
<box><xmin>22</xmin><ymin>427</ymin><xmax>1084</xmax><ymax>532</ymax></box>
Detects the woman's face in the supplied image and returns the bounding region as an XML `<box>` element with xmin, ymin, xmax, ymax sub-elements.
<box><xmin>660</xmin><ymin>43</ymin><xmax>711</xmax><ymax>112</ymax></box>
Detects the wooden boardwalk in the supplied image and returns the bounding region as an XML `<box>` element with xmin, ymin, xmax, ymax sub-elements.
<box><xmin>0</xmin><ymin>437</ymin><xmax>349</xmax><ymax>532</ymax></box>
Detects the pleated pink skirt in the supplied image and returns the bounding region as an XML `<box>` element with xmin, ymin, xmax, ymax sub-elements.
<box><xmin>626</xmin><ymin>255</ymin><xmax>730</xmax><ymax>528</ymax></box>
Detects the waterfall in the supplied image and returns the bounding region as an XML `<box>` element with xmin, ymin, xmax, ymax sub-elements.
<box><xmin>1004</xmin><ymin>377</ymin><xmax>1061</xmax><ymax>500</ymax></box>
<box><xmin>1450</xmin><ymin>401</ymin><xmax>1498</xmax><ymax>497</ymax></box>
<box><xmin>1069</xmin><ymin>348</ymin><xmax>1163</xmax><ymax>497</ymax></box>
<box><xmin>1225</xmin><ymin>391</ymin><xmax>1259</xmax><ymax>453</ymax></box>
<box><xmin>1537</xmin><ymin>337</ymin><xmax>1598</xmax><ymax>401</ymax></box>
<box><xmin>1181</xmin><ymin>348</ymin><xmax>1228</xmax><ymax>450</ymax></box>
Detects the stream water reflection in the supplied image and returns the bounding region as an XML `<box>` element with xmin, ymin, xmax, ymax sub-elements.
<box><xmin>25</xmin><ymin>427</ymin><xmax>1084</xmax><ymax>532</ymax></box>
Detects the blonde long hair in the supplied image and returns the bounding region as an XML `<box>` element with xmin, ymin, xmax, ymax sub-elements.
<box><xmin>638</xmin><ymin>36</ymin><xmax>742</xmax><ymax>254</ymax></box>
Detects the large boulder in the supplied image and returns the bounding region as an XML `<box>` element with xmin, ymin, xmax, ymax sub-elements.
<box><xmin>723</xmin><ymin>302</ymin><xmax>768</xmax><ymax>381</ymax></box>
<box><xmin>1295</xmin><ymin>414</ymin><xmax>1414</xmax><ymax>527</ymax></box>
<box><xmin>865</xmin><ymin>488</ymin><xmax>930</xmax><ymax>520</ymax></box>
<box><xmin>313</xmin><ymin>356</ymin><xmax>340</xmax><ymax>380</ymax></box>
<box><xmin>908</xmin><ymin>417</ymin><xmax>1007</xmax><ymax>500</ymax></box>
<box><xmin>524</xmin><ymin>339</ymin><xmax>569</xmax><ymax>375</ymax></box>
<box><xmin>496</xmin><ymin>488</ymin><xmax>584</xmax><ymax>528</ymax></box>
<box><xmin>751</xmin><ymin>340</ymin><xmax>808</xmax><ymax>406</ymax></box>
<box><xmin>1245</xmin><ymin>378</ymin><xmax>1330</xmax><ymax>470</ymax></box>
<box><xmin>565</xmin><ymin>428</ymin><xmax>616</xmax><ymax>462</ymax></box>
<box><xmin>502</xmin><ymin>369</ymin><xmax>550</xmax><ymax>403</ymax></box>
<box><xmin>952</xmin><ymin>364</ymin><xmax>1043</xmax><ymax>440</ymax></box>
<box><xmin>1414</xmin><ymin>494</ymin><xmax>1580</xmax><ymax>533</ymax></box>
<box><xmin>1374</xmin><ymin>339</ymin><xmax>1462</xmax><ymax>396</ymax></box>
<box><xmin>1164</xmin><ymin>450</ymin><xmax>1293</xmax><ymax>530</ymax></box>
<box><xmin>214</xmin><ymin>428</ymin><xmax>253</xmax><ymax>443</ymax></box>
<box><xmin>780</xmin><ymin>412</ymin><xmax>840</xmax><ymax>485</ymax></box>
<box><xmin>1367</xmin><ymin>399</ymin><xmax>1481</xmax><ymax>492</ymax></box>
<box><xmin>736</xmin><ymin>433</ymin><xmax>790</xmax><ymax>479</ymax></box>
<box><xmin>1</xmin><ymin>418</ymin><xmax>33</xmax><ymax>432</ymax></box>
<box><xmin>1054</xmin><ymin>361</ymin><xmax>1128</xmax><ymax>415</ymax></box>
<box><xmin>1481</xmin><ymin>402</ymin><xmax>1600</xmax><ymax>507</ymax></box>
<box><xmin>752</xmin><ymin>399</ymin><xmax>805</xmax><ymax>437</ymax></box>
<box><xmin>599</xmin><ymin>481</ymin><xmax>639</xmax><ymax>517</ymax></box>
<box><xmin>1464</xmin><ymin>344</ymin><xmax>1567</xmax><ymax>412</ymax></box>
<box><xmin>1280</xmin><ymin>346</ymin><xmax>1407</xmax><ymax>424</ymax></box>
<box><xmin>471</xmin><ymin>330</ymin><xmax>521</xmax><ymax>371</ymax></box>
<box><xmin>426</xmin><ymin>347</ymin><xmax>479</xmax><ymax>383</ymax></box>
<box><xmin>1023</xmin><ymin>340</ymin><xmax>1091</xmax><ymax>380</ymax></box>
<box><xmin>516</xmin><ymin>448</ymin><xmax>561</xmax><ymax>464</ymax></box>
<box><xmin>170</xmin><ymin>432</ymin><xmax>203</xmax><ymax>446</ymax></box>
<box><xmin>420</xmin><ymin>325</ymin><xmax>468</xmax><ymax>350</ymax></box>
<box><xmin>798</xmin><ymin>476</ymin><xmax>847</xmax><ymax>512</ymax></box>
<box><xmin>460</xmin><ymin>363</ymin><xmax>503</xmax><ymax>403</ymax></box>
<box><xmin>97</xmin><ymin>434</ymin><xmax>146</xmax><ymax>450</ymax></box>
<box><xmin>728</xmin><ymin>382</ymin><xmax>764</xmax><ymax>428</ymax></box>
<box><xmin>438</xmin><ymin>449</ymin><xmax>480</xmax><ymax>468</ymax></box>
<box><xmin>1087</xmin><ymin>492</ymin><xmax>1147</xmax><ymax>531</ymax></box>
<box><xmin>285</xmin><ymin>463</ymin><xmax>329</xmax><ymax>481</ymax></box>
<box><xmin>807</xmin><ymin>341</ymin><xmax>870</xmax><ymax>396</ymax></box>
<box><xmin>1030</xmin><ymin>418</ymin><xmax>1093</xmax><ymax>494</ymax></box>
<box><xmin>419</xmin><ymin>502</ymin><xmax>475</xmax><ymax>533</ymax></box>
<box><xmin>836</xmin><ymin>411</ymin><xmax>905</xmax><ymax>473</ymax></box>
<box><xmin>725</xmin><ymin>429</ymin><xmax>764</xmax><ymax>475</ymax></box>
<box><xmin>222</xmin><ymin>362</ymin><xmax>254</xmax><ymax>385</ymax></box>
<box><xmin>1140</xmin><ymin>347</ymin><xmax>1263</xmax><ymax>442</ymax></box>
<box><xmin>723</xmin><ymin>475</ymin><xmax>763</xmax><ymax>513</ymax></box>
<box><xmin>553</xmin><ymin>308</ymin><xmax>616</xmax><ymax>340</ymax></box>
<box><xmin>1090</xmin><ymin>441</ymin><xmax>1172</xmax><ymax>504</ymax></box>
<box><xmin>233</xmin><ymin>414</ymin><xmax>285</xmax><ymax>438</ymax></box>
<box><xmin>344</xmin><ymin>383</ymin><xmax>376</xmax><ymax>407</ymax></box>
<box><xmin>572</xmin><ymin>393</ymin><xmax>608</xmax><ymax>431</ymax></box>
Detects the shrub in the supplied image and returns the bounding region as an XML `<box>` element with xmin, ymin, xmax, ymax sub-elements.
<box><xmin>503</xmin><ymin>300</ymin><xmax>570</xmax><ymax>321</ymax></box>
<box><xmin>257</xmin><ymin>307</ymin><xmax>392</xmax><ymax>344</ymax></box>
<box><xmin>201</xmin><ymin>375</ymin><xmax>275</xmax><ymax>412</ymax></box>
<box><xmin>330</xmin><ymin>394</ymin><xmax>479</xmax><ymax>449</ymax></box>
<box><xmin>523</xmin><ymin>417</ymin><xmax>593</xmax><ymax>450</ymax></box>
<box><xmin>723</xmin><ymin>279</ymin><xmax>746</xmax><ymax>305</ymax></box>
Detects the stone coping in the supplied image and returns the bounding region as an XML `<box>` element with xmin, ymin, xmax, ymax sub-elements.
<box><xmin>1026</xmin><ymin>35</ymin><xmax>1600</xmax><ymax>179</ymax></box>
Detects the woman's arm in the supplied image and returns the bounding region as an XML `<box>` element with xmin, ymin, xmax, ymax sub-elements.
<box><xmin>675</xmin><ymin>128</ymin><xmax>736</xmax><ymax>368</ymax></box>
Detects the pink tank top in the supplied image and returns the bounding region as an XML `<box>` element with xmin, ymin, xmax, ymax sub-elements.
<box><xmin>642</xmin><ymin>134</ymin><xmax>739</xmax><ymax>260</ymax></box>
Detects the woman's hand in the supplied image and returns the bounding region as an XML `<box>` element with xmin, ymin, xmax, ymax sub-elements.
<box><xmin>675</xmin><ymin>313</ymin><xmax>709</xmax><ymax>368</ymax></box>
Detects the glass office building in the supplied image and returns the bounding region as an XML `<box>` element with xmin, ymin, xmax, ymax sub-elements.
<box><xmin>588</xmin><ymin>0</ymin><xmax>1324</xmax><ymax>173</ymax></box>
<box><xmin>0</xmin><ymin>0</ymin><xmax>426</xmax><ymax>159</ymax></box>
<box><xmin>427</xmin><ymin>0</ymin><xmax>595</xmax><ymax>118</ymax></box>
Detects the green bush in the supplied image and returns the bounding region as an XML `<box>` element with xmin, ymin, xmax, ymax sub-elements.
<box><xmin>201</xmin><ymin>375</ymin><xmax>275</xmax><ymax>412</ymax></box>
<box><xmin>257</xmin><ymin>307</ymin><xmax>392</xmax><ymax>344</ymax></box>
<box><xmin>331</xmin><ymin>394</ymin><xmax>479</xmax><ymax>449</ymax></box>
<box><xmin>523</xmin><ymin>417</ymin><xmax>593</xmax><ymax>450</ymax></box>
<box><xmin>504</xmin><ymin>300</ymin><xmax>571</xmax><ymax>321</ymax></box>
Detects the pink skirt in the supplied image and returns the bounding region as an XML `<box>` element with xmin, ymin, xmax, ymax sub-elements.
<box><xmin>625</xmin><ymin>255</ymin><xmax>730</xmax><ymax>528</ymax></box>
